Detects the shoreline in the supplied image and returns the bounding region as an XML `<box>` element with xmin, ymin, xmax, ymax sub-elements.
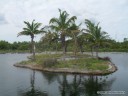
<box><xmin>13</xmin><ymin>62</ymin><xmax>117</xmax><ymax>75</ymax></box>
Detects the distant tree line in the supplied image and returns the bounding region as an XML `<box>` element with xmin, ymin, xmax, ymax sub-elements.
<box><xmin>0</xmin><ymin>38</ymin><xmax>128</xmax><ymax>52</ymax></box>
<box><xmin>0</xmin><ymin>40</ymin><xmax>30</xmax><ymax>51</ymax></box>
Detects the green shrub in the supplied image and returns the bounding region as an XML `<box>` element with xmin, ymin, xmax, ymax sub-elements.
<box><xmin>39</xmin><ymin>58</ymin><xmax>58</xmax><ymax>68</ymax></box>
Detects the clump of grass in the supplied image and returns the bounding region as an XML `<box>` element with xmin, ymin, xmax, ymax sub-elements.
<box><xmin>38</xmin><ymin>58</ymin><xmax>58</xmax><ymax>68</ymax></box>
<box><xmin>35</xmin><ymin>54</ymin><xmax>62</xmax><ymax>60</ymax></box>
<box><xmin>19</xmin><ymin>60</ymin><xmax>33</xmax><ymax>65</ymax></box>
<box><xmin>54</xmin><ymin>58</ymin><xmax>108</xmax><ymax>71</ymax></box>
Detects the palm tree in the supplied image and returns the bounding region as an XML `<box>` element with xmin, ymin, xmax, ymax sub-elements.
<box><xmin>18</xmin><ymin>20</ymin><xmax>42</xmax><ymax>60</ymax></box>
<box><xmin>41</xmin><ymin>30</ymin><xmax>59</xmax><ymax>53</ymax></box>
<box><xmin>68</xmin><ymin>23</ymin><xmax>81</xmax><ymax>56</ymax></box>
<box><xmin>50</xmin><ymin>32</ymin><xmax>60</xmax><ymax>53</ymax></box>
<box><xmin>85</xmin><ymin>19</ymin><xmax>109</xmax><ymax>57</ymax></box>
<box><xmin>49</xmin><ymin>9</ymin><xmax>77</xmax><ymax>54</ymax></box>
<box><xmin>77</xmin><ymin>32</ymin><xmax>89</xmax><ymax>54</ymax></box>
<box><xmin>68</xmin><ymin>23</ymin><xmax>90</xmax><ymax>55</ymax></box>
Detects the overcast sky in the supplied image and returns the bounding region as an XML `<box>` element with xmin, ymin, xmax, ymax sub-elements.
<box><xmin>0</xmin><ymin>0</ymin><xmax>128</xmax><ymax>43</ymax></box>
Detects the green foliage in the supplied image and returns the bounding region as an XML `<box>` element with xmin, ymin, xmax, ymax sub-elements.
<box><xmin>0</xmin><ymin>40</ymin><xmax>10</xmax><ymax>50</ymax></box>
<box><xmin>18</xmin><ymin>20</ymin><xmax>43</xmax><ymax>37</ymax></box>
<box><xmin>12</xmin><ymin>41</ymin><xmax>30</xmax><ymax>50</ymax></box>
<box><xmin>38</xmin><ymin>58</ymin><xmax>58</xmax><ymax>68</ymax></box>
<box><xmin>0</xmin><ymin>41</ymin><xmax>30</xmax><ymax>51</ymax></box>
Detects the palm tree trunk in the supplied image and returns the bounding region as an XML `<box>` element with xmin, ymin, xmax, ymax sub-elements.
<box><xmin>79</xmin><ymin>45</ymin><xmax>83</xmax><ymax>54</ymax></box>
<box><xmin>96</xmin><ymin>45</ymin><xmax>99</xmax><ymax>58</ymax></box>
<box><xmin>91</xmin><ymin>46</ymin><xmax>93</xmax><ymax>57</ymax></box>
<box><xmin>74</xmin><ymin>37</ymin><xmax>77</xmax><ymax>56</ymax></box>
<box><xmin>61</xmin><ymin>34</ymin><xmax>66</xmax><ymax>54</ymax></box>
<box><xmin>31</xmin><ymin>36</ymin><xmax>36</xmax><ymax>61</ymax></box>
<box><xmin>55</xmin><ymin>41</ymin><xmax>58</xmax><ymax>54</ymax></box>
<box><xmin>29</xmin><ymin>43</ymin><xmax>32</xmax><ymax>53</ymax></box>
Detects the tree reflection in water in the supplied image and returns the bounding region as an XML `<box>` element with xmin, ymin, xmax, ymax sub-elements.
<box><xmin>18</xmin><ymin>71</ymin><xmax>116</xmax><ymax>96</ymax></box>
<box><xmin>42</xmin><ymin>72</ymin><xmax>59</xmax><ymax>84</ymax></box>
<box><xmin>82</xmin><ymin>76</ymin><xmax>116</xmax><ymax>96</ymax></box>
<box><xmin>58</xmin><ymin>74</ymin><xmax>69</xmax><ymax>96</ymax></box>
<box><xmin>18</xmin><ymin>70</ymin><xmax>48</xmax><ymax>96</ymax></box>
<box><xmin>58</xmin><ymin>74</ymin><xmax>116</xmax><ymax>96</ymax></box>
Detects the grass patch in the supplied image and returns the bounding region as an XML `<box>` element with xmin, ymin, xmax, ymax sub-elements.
<box><xmin>19</xmin><ymin>53</ymin><xmax>109</xmax><ymax>71</ymax></box>
<box><xmin>19</xmin><ymin>60</ymin><xmax>33</xmax><ymax>65</ymax></box>
<box><xmin>54</xmin><ymin>58</ymin><xmax>108</xmax><ymax>71</ymax></box>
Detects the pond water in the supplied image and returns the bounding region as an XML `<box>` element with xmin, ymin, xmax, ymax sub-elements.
<box><xmin>0</xmin><ymin>52</ymin><xmax>127</xmax><ymax>96</ymax></box>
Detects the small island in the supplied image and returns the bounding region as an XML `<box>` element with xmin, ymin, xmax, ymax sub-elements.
<box><xmin>14</xmin><ymin>53</ymin><xmax>117</xmax><ymax>75</ymax></box>
<box><xmin>13</xmin><ymin>9</ymin><xmax>118</xmax><ymax>75</ymax></box>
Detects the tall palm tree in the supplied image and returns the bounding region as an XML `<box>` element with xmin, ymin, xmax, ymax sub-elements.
<box><xmin>68</xmin><ymin>23</ymin><xmax>81</xmax><ymax>56</ymax></box>
<box><xmin>77</xmin><ymin>32</ymin><xmax>89</xmax><ymax>54</ymax></box>
<box><xmin>85</xmin><ymin>19</ymin><xmax>109</xmax><ymax>57</ymax></box>
<box><xmin>18</xmin><ymin>20</ymin><xmax>42</xmax><ymax>60</ymax></box>
<box><xmin>49</xmin><ymin>9</ymin><xmax>77</xmax><ymax>54</ymax></box>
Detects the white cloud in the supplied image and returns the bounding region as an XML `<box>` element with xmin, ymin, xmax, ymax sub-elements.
<box><xmin>0</xmin><ymin>0</ymin><xmax>128</xmax><ymax>42</ymax></box>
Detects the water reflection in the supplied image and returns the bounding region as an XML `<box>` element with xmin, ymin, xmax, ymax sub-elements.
<box><xmin>82</xmin><ymin>76</ymin><xmax>116</xmax><ymax>96</ymax></box>
<box><xmin>17</xmin><ymin>71</ymin><xmax>116</xmax><ymax>96</ymax></box>
<box><xmin>68</xmin><ymin>75</ymin><xmax>82</xmax><ymax>96</ymax></box>
<box><xmin>18</xmin><ymin>70</ymin><xmax>48</xmax><ymax>96</ymax></box>
<box><xmin>58</xmin><ymin>75</ymin><xmax>116</xmax><ymax>96</ymax></box>
<box><xmin>58</xmin><ymin>74</ymin><xmax>69</xmax><ymax>96</ymax></box>
<box><xmin>42</xmin><ymin>72</ymin><xmax>59</xmax><ymax>84</ymax></box>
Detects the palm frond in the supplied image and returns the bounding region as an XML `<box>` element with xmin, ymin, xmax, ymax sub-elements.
<box><xmin>66</xmin><ymin>16</ymin><xmax>77</xmax><ymax>25</ymax></box>
<box><xmin>18</xmin><ymin>20</ymin><xmax>42</xmax><ymax>37</ymax></box>
<box><xmin>49</xmin><ymin>18</ymin><xmax>60</xmax><ymax>24</ymax></box>
<box><xmin>24</xmin><ymin>21</ymin><xmax>32</xmax><ymax>30</ymax></box>
<box><xmin>34</xmin><ymin>22</ymin><xmax>42</xmax><ymax>30</ymax></box>
<box><xmin>17</xmin><ymin>31</ymin><xmax>31</xmax><ymax>37</ymax></box>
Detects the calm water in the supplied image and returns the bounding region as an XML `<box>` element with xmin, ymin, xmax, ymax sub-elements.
<box><xmin>0</xmin><ymin>52</ymin><xmax>128</xmax><ymax>96</ymax></box>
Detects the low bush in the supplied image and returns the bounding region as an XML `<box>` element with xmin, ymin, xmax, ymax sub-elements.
<box><xmin>38</xmin><ymin>58</ymin><xmax>58</xmax><ymax>68</ymax></box>
<box><xmin>98</xmin><ymin>56</ymin><xmax>111</xmax><ymax>61</ymax></box>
